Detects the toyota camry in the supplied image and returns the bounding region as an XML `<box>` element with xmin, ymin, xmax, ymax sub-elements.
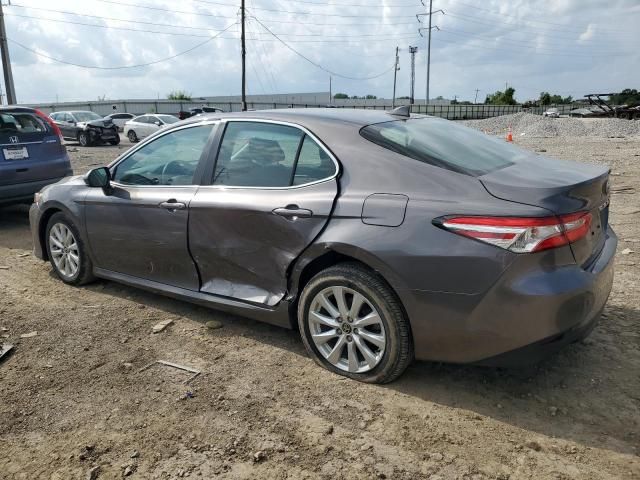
<box><xmin>29</xmin><ymin>108</ymin><xmax>616</xmax><ymax>383</ymax></box>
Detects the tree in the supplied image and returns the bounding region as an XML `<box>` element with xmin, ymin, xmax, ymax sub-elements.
<box><xmin>365</xmin><ymin>94</ymin><xmax>377</xmax><ymax>99</ymax></box>
<box><xmin>484</xmin><ymin>87</ymin><xmax>517</xmax><ymax>105</ymax></box>
<box><xmin>333</xmin><ymin>93</ymin><xmax>349</xmax><ymax>99</ymax></box>
<box><xmin>168</xmin><ymin>90</ymin><xmax>192</xmax><ymax>101</ymax></box>
<box><xmin>539</xmin><ymin>92</ymin><xmax>573</xmax><ymax>105</ymax></box>
<box><xmin>610</xmin><ymin>89</ymin><xmax>640</xmax><ymax>106</ymax></box>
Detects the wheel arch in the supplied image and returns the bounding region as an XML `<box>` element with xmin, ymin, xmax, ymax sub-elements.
<box><xmin>38</xmin><ymin>201</ymin><xmax>83</xmax><ymax>261</ymax></box>
<box><xmin>287</xmin><ymin>243</ymin><xmax>412</xmax><ymax>332</ymax></box>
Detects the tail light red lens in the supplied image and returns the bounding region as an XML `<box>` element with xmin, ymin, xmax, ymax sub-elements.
<box><xmin>438</xmin><ymin>212</ymin><xmax>592</xmax><ymax>253</ymax></box>
<box><xmin>35</xmin><ymin>109</ymin><xmax>63</xmax><ymax>142</ymax></box>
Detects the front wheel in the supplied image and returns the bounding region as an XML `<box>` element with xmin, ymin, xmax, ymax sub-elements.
<box><xmin>298</xmin><ymin>263</ymin><xmax>413</xmax><ymax>383</ymax></box>
<box><xmin>78</xmin><ymin>131</ymin><xmax>92</xmax><ymax>147</ymax></box>
<box><xmin>45</xmin><ymin>212</ymin><xmax>95</xmax><ymax>286</ymax></box>
<box><xmin>127</xmin><ymin>130</ymin><xmax>138</xmax><ymax>143</ymax></box>
<box><xmin>109</xmin><ymin>134</ymin><xmax>121</xmax><ymax>146</ymax></box>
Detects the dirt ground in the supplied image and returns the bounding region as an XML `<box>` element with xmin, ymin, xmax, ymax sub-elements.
<box><xmin>1</xmin><ymin>135</ymin><xmax>639</xmax><ymax>480</ymax></box>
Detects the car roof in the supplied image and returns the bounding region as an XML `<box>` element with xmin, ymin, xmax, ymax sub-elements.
<box><xmin>0</xmin><ymin>105</ymin><xmax>37</xmax><ymax>113</ymax></box>
<box><xmin>184</xmin><ymin>108</ymin><xmax>414</xmax><ymax>129</ymax></box>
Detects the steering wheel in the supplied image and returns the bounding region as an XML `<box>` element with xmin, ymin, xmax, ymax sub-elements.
<box><xmin>160</xmin><ymin>160</ymin><xmax>187</xmax><ymax>185</ymax></box>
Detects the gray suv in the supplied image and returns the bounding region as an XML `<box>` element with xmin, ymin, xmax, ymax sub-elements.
<box><xmin>0</xmin><ymin>106</ymin><xmax>72</xmax><ymax>206</ymax></box>
<box><xmin>29</xmin><ymin>109</ymin><xmax>616</xmax><ymax>383</ymax></box>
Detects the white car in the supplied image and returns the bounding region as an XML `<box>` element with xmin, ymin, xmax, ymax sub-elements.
<box><xmin>542</xmin><ymin>108</ymin><xmax>560</xmax><ymax>118</ymax></box>
<box><xmin>105</xmin><ymin>113</ymin><xmax>135</xmax><ymax>132</ymax></box>
<box><xmin>124</xmin><ymin>114</ymin><xmax>179</xmax><ymax>142</ymax></box>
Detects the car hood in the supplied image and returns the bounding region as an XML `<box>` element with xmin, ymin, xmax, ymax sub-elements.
<box><xmin>78</xmin><ymin>118</ymin><xmax>115</xmax><ymax>128</ymax></box>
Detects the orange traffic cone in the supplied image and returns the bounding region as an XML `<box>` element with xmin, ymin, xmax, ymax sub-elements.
<box><xmin>506</xmin><ymin>126</ymin><xmax>513</xmax><ymax>142</ymax></box>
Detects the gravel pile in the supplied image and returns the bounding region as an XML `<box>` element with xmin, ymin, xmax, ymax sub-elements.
<box><xmin>460</xmin><ymin>112</ymin><xmax>640</xmax><ymax>137</ymax></box>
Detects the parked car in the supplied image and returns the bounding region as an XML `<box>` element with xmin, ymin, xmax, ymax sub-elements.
<box><xmin>542</xmin><ymin>107</ymin><xmax>560</xmax><ymax>118</ymax></box>
<box><xmin>105</xmin><ymin>112</ymin><xmax>135</xmax><ymax>132</ymax></box>
<box><xmin>29</xmin><ymin>108</ymin><xmax>616</xmax><ymax>383</ymax></box>
<box><xmin>0</xmin><ymin>106</ymin><xmax>72</xmax><ymax>205</ymax></box>
<box><xmin>123</xmin><ymin>114</ymin><xmax>179</xmax><ymax>142</ymax></box>
<box><xmin>178</xmin><ymin>107</ymin><xmax>224</xmax><ymax>120</ymax></box>
<box><xmin>50</xmin><ymin>111</ymin><xmax>120</xmax><ymax>147</ymax></box>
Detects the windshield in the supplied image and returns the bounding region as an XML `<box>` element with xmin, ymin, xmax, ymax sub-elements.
<box><xmin>157</xmin><ymin>115</ymin><xmax>179</xmax><ymax>124</ymax></box>
<box><xmin>360</xmin><ymin>117</ymin><xmax>530</xmax><ymax>177</ymax></box>
<box><xmin>73</xmin><ymin>111</ymin><xmax>102</xmax><ymax>122</ymax></box>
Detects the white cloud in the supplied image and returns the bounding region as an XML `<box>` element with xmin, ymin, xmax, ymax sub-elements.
<box><xmin>3</xmin><ymin>0</ymin><xmax>639</xmax><ymax>103</ymax></box>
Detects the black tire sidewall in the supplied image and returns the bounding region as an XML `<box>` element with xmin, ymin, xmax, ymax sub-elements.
<box><xmin>298</xmin><ymin>267</ymin><xmax>407</xmax><ymax>383</ymax></box>
<box><xmin>45</xmin><ymin>213</ymin><xmax>92</xmax><ymax>285</ymax></box>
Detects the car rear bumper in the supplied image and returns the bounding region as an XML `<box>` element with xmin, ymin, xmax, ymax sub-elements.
<box><xmin>0</xmin><ymin>174</ymin><xmax>71</xmax><ymax>205</ymax></box>
<box><xmin>402</xmin><ymin>227</ymin><xmax>617</xmax><ymax>365</ymax></box>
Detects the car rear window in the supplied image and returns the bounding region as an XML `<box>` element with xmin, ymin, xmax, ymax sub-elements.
<box><xmin>360</xmin><ymin>117</ymin><xmax>527</xmax><ymax>176</ymax></box>
<box><xmin>0</xmin><ymin>112</ymin><xmax>47</xmax><ymax>140</ymax></box>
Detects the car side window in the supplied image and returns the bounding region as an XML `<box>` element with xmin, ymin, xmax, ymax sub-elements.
<box><xmin>64</xmin><ymin>113</ymin><xmax>74</xmax><ymax>123</ymax></box>
<box><xmin>136</xmin><ymin>116</ymin><xmax>148</xmax><ymax>124</ymax></box>
<box><xmin>292</xmin><ymin>136</ymin><xmax>336</xmax><ymax>185</ymax></box>
<box><xmin>213</xmin><ymin>122</ymin><xmax>303</xmax><ymax>187</ymax></box>
<box><xmin>113</xmin><ymin>125</ymin><xmax>214</xmax><ymax>186</ymax></box>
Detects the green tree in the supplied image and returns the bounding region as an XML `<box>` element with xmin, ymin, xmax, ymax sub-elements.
<box><xmin>167</xmin><ymin>90</ymin><xmax>192</xmax><ymax>101</ymax></box>
<box><xmin>539</xmin><ymin>92</ymin><xmax>573</xmax><ymax>105</ymax></box>
<box><xmin>610</xmin><ymin>89</ymin><xmax>640</xmax><ymax>105</ymax></box>
<box><xmin>484</xmin><ymin>87</ymin><xmax>517</xmax><ymax>105</ymax></box>
<box><xmin>365</xmin><ymin>94</ymin><xmax>377</xmax><ymax>99</ymax></box>
<box><xmin>333</xmin><ymin>93</ymin><xmax>349</xmax><ymax>99</ymax></box>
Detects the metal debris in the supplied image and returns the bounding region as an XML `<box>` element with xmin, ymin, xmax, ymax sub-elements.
<box><xmin>0</xmin><ymin>343</ymin><xmax>14</xmax><ymax>362</ymax></box>
<box><xmin>138</xmin><ymin>360</ymin><xmax>201</xmax><ymax>384</ymax></box>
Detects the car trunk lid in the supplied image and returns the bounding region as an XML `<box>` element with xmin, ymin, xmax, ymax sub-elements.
<box><xmin>479</xmin><ymin>154</ymin><xmax>610</xmax><ymax>266</ymax></box>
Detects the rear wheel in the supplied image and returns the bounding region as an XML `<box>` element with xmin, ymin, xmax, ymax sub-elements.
<box><xmin>45</xmin><ymin>212</ymin><xmax>95</xmax><ymax>286</ymax></box>
<box><xmin>78</xmin><ymin>131</ymin><xmax>92</xmax><ymax>147</ymax></box>
<box><xmin>127</xmin><ymin>130</ymin><xmax>138</xmax><ymax>143</ymax></box>
<box><xmin>298</xmin><ymin>263</ymin><xmax>413</xmax><ymax>383</ymax></box>
<box><xmin>109</xmin><ymin>135</ymin><xmax>121</xmax><ymax>146</ymax></box>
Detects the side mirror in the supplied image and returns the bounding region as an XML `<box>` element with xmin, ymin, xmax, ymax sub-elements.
<box><xmin>85</xmin><ymin>167</ymin><xmax>111</xmax><ymax>189</ymax></box>
<box><xmin>155</xmin><ymin>121</ymin><xmax>162</xmax><ymax>126</ymax></box>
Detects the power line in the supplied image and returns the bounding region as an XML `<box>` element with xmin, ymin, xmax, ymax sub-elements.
<box><xmin>192</xmin><ymin>0</ymin><xmax>423</xmax><ymax>8</ymax></box>
<box><xmin>7</xmin><ymin>21</ymin><xmax>237</xmax><ymax>69</ymax></box>
<box><xmin>93</xmin><ymin>0</ymin><xmax>238</xmax><ymax>19</ymax></box>
<box><xmin>251</xmin><ymin>15</ymin><xmax>397</xmax><ymax>80</ymax></box>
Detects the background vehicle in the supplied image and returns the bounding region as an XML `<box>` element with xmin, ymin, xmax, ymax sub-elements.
<box><xmin>50</xmin><ymin>111</ymin><xmax>119</xmax><ymax>147</ymax></box>
<box><xmin>29</xmin><ymin>109</ymin><xmax>616</xmax><ymax>383</ymax></box>
<box><xmin>123</xmin><ymin>114</ymin><xmax>179</xmax><ymax>142</ymax></box>
<box><xmin>542</xmin><ymin>107</ymin><xmax>560</xmax><ymax>118</ymax></box>
<box><xmin>105</xmin><ymin>112</ymin><xmax>135</xmax><ymax>132</ymax></box>
<box><xmin>0</xmin><ymin>106</ymin><xmax>72</xmax><ymax>205</ymax></box>
<box><xmin>178</xmin><ymin>107</ymin><xmax>224</xmax><ymax>120</ymax></box>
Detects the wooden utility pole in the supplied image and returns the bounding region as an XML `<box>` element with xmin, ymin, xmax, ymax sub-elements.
<box><xmin>392</xmin><ymin>46</ymin><xmax>399</xmax><ymax>108</ymax></box>
<box><xmin>0</xmin><ymin>1</ymin><xmax>16</xmax><ymax>105</ymax></box>
<box><xmin>241</xmin><ymin>0</ymin><xmax>246</xmax><ymax>111</ymax></box>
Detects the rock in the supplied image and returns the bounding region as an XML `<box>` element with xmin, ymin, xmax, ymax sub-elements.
<box><xmin>549</xmin><ymin>406</ymin><xmax>558</xmax><ymax>416</ymax></box>
<box><xmin>324</xmin><ymin>424</ymin><xmax>334</xmax><ymax>435</ymax></box>
<box><xmin>206</xmin><ymin>320</ymin><xmax>223</xmax><ymax>330</ymax></box>
<box><xmin>152</xmin><ymin>319</ymin><xmax>173</xmax><ymax>333</ymax></box>
<box><xmin>621</xmin><ymin>248</ymin><xmax>634</xmax><ymax>255</ymax></box>
<box><xmin>253</xmin><ymin>450</ymin><xmax>266</xmax><ymax>462</ymax></box>
<box><xmin>430</xmin><ymin>452</ymin><xmax>444</xmax><ymax>461</ymax></box>
<box><xmin>123</xmin><ymin>465</ymin><xmax>135</xmax><ymax>476</ymax></box>
<box><xmin>87</xmin><ymin>466</ymin><xmax>101</xmax><ymax>480</ymax></box>
<box><xmin>566</xmin><ymin>445</ymin><xmax>578</xmax><ymax>454</ymax></box>
<box><xmin>20</xmin><ymin>331</ymin><xmax>38</xmax><ymax>338</ymax></box>
<box><xmin>130</xmin><ymin>451</ymin><xmax>139</xmax><ymax>458</ymax></box>
<box><xmin>525</xmin><ymin>440</ymin><xmax>542</xmax><ymax>452</ymax></box>
<box><xmin>123</xmin><ymin>362</ymin><xmax>133</xmax><ymax>369</ymax></box>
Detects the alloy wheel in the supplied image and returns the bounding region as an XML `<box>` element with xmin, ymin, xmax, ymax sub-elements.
<box><xmin>308</xmin><ymin>286</ymin><xmax>386</xmax><ymax>373</ymax></box>
<box><xmin>49</xmin><ymin>223</ymin><xmax>80</xmax><ymax>278</ymax></box>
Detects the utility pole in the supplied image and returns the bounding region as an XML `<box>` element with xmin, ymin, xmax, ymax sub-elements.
<box><xmin>240</xmin><ymin>0</ymin><xmax>247</xmax><ymax>111</ymax></box>
<box><xmin>474</xmin><ymin>88</ymin><xmax>479</xmax><ymax>104</ymax></box>
<box><xmin>409</xmin><ymin>46</ymin><xmax>418</xmax><ymax>105</ymax></box>
<box><xmin>426</xmin><ymin>0</ymin><xmax>432</xmax><ymax>107</ymax></box>
<box><xmin>329</xmin><ymin>76</ymin><xmax>332</xmax><ymax>105</ymax></box>
<box><xmin>391</xmin><ymin>46</ymin><xmax>399</xmax><ymax>108</ymax></box>
<box><xmin>0</xmin><ymin>1</ymin><xmax>16</xmax><ymax>105</ymax></box>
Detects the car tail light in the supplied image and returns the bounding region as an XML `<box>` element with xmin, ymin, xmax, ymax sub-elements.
<box><xmin>437</xmin><ymin>212</ymin><xmax>592</xmax><ymax>253</ymax></box>
<box><xmin>35</xmin><ymin>109</ymin><xmax>64</xmax><ymax>142</ymax></box>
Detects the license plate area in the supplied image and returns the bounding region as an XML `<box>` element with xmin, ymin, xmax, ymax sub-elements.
<box><xmin>3</xmin><ymin>146</ymin><xmax>29</xmax><ymax>160</ymax></box>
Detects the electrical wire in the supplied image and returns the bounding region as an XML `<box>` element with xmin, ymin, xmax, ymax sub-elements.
<box><xmin>250</xmin><ymin>16</ymin><xmax>397</xmax><ymax>80</ymax></box>
<box><xmin>7</xmin><ymin>21</ymin><xmax>238</xmax><ymax>69</ymax></box>
<box><xmin>93</xmin><ymin>0</ymin><xmax>237</xmax><ymax>19</ymax></box>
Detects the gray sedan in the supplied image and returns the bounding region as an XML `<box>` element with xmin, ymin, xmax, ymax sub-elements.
<box><xmin>29</xmin><ymin>108</ymin><xmax>616</xmax><ymax>383</ymax></box>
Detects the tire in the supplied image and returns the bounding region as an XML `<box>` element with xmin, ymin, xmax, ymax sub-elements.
<box><xmin>78</xmin><ymin>131</ymin><xmax>92</xmax><ymax>147</ymax></box>
<box><xmin>127</xmin><ymin>130</ymin><xmax>138</xmax><ymax>143</ymax></box>
<box><xmin>297</xmin><ymin>262</ymin><xmax>413</xmax><ymax>384</ymax></box>
<box><xmin>45</xmin><ymin>212</ymin><xmax>95</xmax><ymax>286</ymax></box>
<box><xmin>109</xmin><ymin>135</ymin><xmax>121</xmax><ymax>146</ymax></box>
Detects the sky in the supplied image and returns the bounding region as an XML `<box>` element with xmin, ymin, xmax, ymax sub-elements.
<box><xmin>3</xmin><ymin>0</ymin><xmax>640</xmax><ymax>104</ymax></box>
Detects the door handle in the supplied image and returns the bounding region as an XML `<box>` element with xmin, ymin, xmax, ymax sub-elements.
<box><xmin>159</xmin><ymin>200</ymin><xmax>186</xmax><ymax>211</ymax></box>
<box><xmin>273</xmin><ymin>205</ymin><xmax>313</xmax><ymax>218</ymax></box>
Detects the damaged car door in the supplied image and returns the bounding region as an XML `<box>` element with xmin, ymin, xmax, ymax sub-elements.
<box><xmin>188</xmin><ymin>120</ymin><xmax>339</xmax><ymax>306</ymax></box>
<box><xmin>83</xmin><ymin>123</ymin><xmax>217</xmax><ymax>290</ymax></box>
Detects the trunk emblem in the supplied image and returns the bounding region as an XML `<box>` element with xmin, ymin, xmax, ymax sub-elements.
<box><xmin>9</xmin><ymin>136</ymin><xmax>18</xmax><ymax>144</ymax></box>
